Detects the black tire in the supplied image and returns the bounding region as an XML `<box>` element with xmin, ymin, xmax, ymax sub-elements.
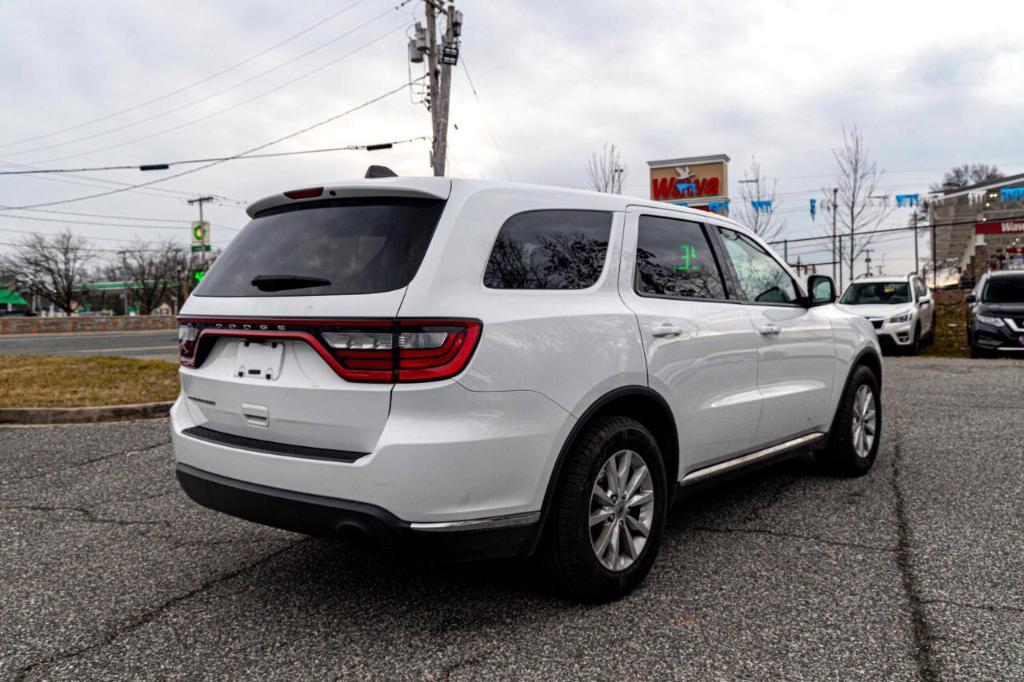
<box><xmin>542</xmin><ymin>416</ymin><xmax>667</xmax><ymax>603</ymax></box>
<box><xmin>970</xmin><ymin>343</ymin><xmax>990</xmax><ymax>359</ymax></box>
<box><xmin>906</xmin><ymin>323</ymin><xmax>921</xmax><ymax>356</ymax></box>
<box><xmin>817</xmin><ymin>365</ymin><xmax>882</xmax><ymax>477</ymax></box>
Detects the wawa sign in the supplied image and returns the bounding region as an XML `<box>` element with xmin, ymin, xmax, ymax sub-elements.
<box><xmin>647</xmin><ymin>153</ymin><xmax>730</xmax><ymax>204</ymax></box>
<box><xmin>976</xmin><ymin>220</ymin><xmax>1024</xmax><ymax>235</ymax></box>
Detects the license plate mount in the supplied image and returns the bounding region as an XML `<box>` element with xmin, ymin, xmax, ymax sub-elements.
<box><xmin>235</xmin><ymin>340</ymin><xmax>285</xmax><ymax>381</ymax></box>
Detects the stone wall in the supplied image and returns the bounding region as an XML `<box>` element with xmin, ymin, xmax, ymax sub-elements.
<box><xmin>0</xmin><ymin>315</ymin><xmax>178</xmax><ymax>335</ymax></box>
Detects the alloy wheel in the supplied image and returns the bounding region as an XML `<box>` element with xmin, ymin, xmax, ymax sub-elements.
<box><xmin>851</xmin><ymin>384</ymin><xmax>877</xmax><ymax>459</ymax></box>
<box><xmin>589</xmin><ymin>449</ymin><xmax>655</xmax><ymax>571</ymax></box>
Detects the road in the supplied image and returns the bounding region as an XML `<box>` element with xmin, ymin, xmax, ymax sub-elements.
<box><xmin>1</xmin><ymin>358</ymin><xmax>1022</xmax><ymax>680</ymax></box>
<box><xmin>0</xmin><ymin>330</ymin><xmax>178</xmax><ymax>361</ymax></box>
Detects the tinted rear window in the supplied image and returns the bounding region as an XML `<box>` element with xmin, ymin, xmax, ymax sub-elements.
<box><xmin>483</xmin><ymin>210</ymin><xmax>612</xmax><ymax>290</ymax></box>
<box><xmin>195</xmin><ymin>198</ymin><xmax>445</xmax><ymax>297</ymax></box>
<box><xmin>983</xmin><ymin>276</ymin><xmax>1024</xmax><ymax>303</ymax></box>
<box><xmin>635</xmin><ymin>216</ymin><xmax>726</xmax><ymax>300</ymax></box>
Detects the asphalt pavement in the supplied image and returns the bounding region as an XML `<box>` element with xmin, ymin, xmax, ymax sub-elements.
<box><xmin>1</xmin><ymin>357</ymin><xmax>1022</xmax><ymax>680</ymax></box>
<box><xmin>0</xmin><ymin>330</ymin><xmax>178</xmax><ymax>361</ymax></box>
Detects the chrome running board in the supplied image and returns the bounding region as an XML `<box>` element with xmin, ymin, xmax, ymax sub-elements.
<box><xmin>679</xmin><ymin>432</ymin><xmax>826</xmax><ymax>486</ymax></box>
<box><xmin>409</xmin><ymin>510</ymin><xmax>541</xmax><ymax>533</ymax></box>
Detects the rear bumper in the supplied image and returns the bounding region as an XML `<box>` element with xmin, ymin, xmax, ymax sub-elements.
<box><xmin>170</xmin><ymin>380</ymin><xmax>574</xmax><ymax>538</ymax></box>
<box><xmin>176</xmin><ymin>463</ymin><xmax>541</xmax><ymax>560</ymax></box>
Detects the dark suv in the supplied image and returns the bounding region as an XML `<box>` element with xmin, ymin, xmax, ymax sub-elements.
<box><xmin>966</xmin><ymin>271</ymin><xmax>1024</xmax><ymax>358</ymax></box>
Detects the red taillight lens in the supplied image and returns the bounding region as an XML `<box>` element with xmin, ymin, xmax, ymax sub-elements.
<box><xmin>176</xmin><ymin>318</ymin><xmax>481</xmax><ymax>383</ymax></box>
<box><xmin>396</xmin><ymin>320</ymin><xmax>481</xmax><ymax>382</ymax></box>
<box><xmin>323</xmin><ymin>320</ymin><xmax>481</xmax><ymax>382</ymax></box>
<box><xmin>178</xmin><ymin>323</ymin><xmax>198</xmax><ymax>366</ymax></box>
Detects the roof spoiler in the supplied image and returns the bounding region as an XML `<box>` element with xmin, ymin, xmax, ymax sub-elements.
<box><xmin>365</xmin><ymin>165</ymin><xmax>398</xmax><ymax>179</ymax></box>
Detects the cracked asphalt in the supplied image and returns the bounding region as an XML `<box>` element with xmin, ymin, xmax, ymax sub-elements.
<box><xmin>1</xmin><ymin>357</ymin><xmax>1022</xmax><ymax>680</ymax></box>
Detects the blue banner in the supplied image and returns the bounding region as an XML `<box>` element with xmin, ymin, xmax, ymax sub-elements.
<box><xmin>1000</xmin><ymin>187</ymin><xmax>1024</xmax><ymax>204</ymax></box>
<box><xmin>895</xmin><ymin>194</ymin><xmax>919</xmax><ymax>208</ymax></box>
<box><xmin>809</xmin><ymin>198</ymin><xmax>816</xmax><ymax>221</ymax></box>
<box><xmin>751</xmin><ymin>200</ymin><xmax>773</xmax><ymax>214</ymax></box>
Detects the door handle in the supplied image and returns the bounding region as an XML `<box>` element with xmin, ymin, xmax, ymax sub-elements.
<box><xmin>651</xmin><ymin>323</ymin><xmax>682</xmax><ymax>338</ymax></box>
<box><xmin>758</xmin><ymin>324</ymin><xmax>781</xmax><ymax>336</ymax></box>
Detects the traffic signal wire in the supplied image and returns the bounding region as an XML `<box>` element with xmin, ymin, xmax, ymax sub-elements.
<box><xmin>0</xmin><ymin>77</ymin><xmax>424</xmax><ymax>211</ymax></box>
<box><xmin>0</xmin><ymin>136</ymin><xmax>429</xmax><ymax>176</ymax></box>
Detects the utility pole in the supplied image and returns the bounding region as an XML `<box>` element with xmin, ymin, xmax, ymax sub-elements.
<box><xmin>931</xmin><ymin>220</ymin><xmax>938</xmax><ymax>288</ymax></box>
<box><xmin>911</xmin><ymin>210</ymin><xmax>919</xmax><ymax>274</ymax></box>
<box><xmin>863</xmin><ymin>248</ymin><xmax>873</xmax><ymax>277</ymax></box>
<box><xmin>830</xmin><ymin>187</ymin><xmax>838</xmax><ymax>283</ymax></box>
<box><xmin>419</xmin><ymin>0</ymin><xmax>461</xmax><ymax>176</ymax></box>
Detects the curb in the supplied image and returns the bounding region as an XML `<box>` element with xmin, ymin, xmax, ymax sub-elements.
<box><xmin>0</xmin><ymin>401</ymin><xmax>174</xmax><ymax>425</ymax></box>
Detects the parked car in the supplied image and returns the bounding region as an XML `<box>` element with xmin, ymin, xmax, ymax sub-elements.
<box><xmin>836</xmin><ymin>274</ymin><xmax>935</xmax><ymax>354</ymax></box>
<box><xmin>966</xmin><ymin>270</ymin><xmax>1024</xmax><ymax>358</ymax></box>
<box><xmin>171</xmin><ymin>175</ymin><xmax>884</xmax><ymax>602</ymax></box>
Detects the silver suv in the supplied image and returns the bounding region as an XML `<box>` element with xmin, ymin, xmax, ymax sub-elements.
<box><xmin>837</xmin><ymin>274</ymin><xmax>935</xmax><ymax>354</ymax></box>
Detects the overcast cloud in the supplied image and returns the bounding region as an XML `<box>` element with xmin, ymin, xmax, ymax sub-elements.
<box><xmin>1</xmin><ymin>0</ymin><xmax>1022</xmax><ymax>270</ymax></box>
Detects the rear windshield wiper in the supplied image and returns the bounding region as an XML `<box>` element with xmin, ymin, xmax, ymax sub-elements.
<box><xmin>251</xmin><ymin>274</ymin><xmax>331</xmax><ymax>292</ymax></box>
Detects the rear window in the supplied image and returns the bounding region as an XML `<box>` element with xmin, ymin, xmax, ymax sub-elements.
<box><xmin>983</xmin><ymin>275</ymin><xmax>1024</xmax><ymax>303</ymax></box>
<box><xmin>194</xmin><ymin>198</ymin><xmax>445</xmax><ymax>297</ymax></box>
<box><xmin>635</xmin><ymin>216</ymin><xmax>726</xmax><ymax>300</ymax></box>
<box><xmin>483</xmin><ymin>210</ymin><xmax>612</xmax><ymax>290</ymax></box>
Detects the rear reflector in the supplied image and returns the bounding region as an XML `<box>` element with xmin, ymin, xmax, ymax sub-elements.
<box><xmin>283</xmin><ymin>187</ymin><xmax>324</xmax><ymax>200</ymax></box>
<box><xmin>178</xmin><ymin>318</ymin><xmax>481</xmax><ymax>383</ymax></box>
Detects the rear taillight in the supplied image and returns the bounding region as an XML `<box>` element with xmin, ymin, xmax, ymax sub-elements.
<box><xmin>178</xmin><ymin>323</ymin><xmax>198</xmax><ymax>366</ymax></box>
<box><xmin>323</xmin><ymin>320</ymin><xmax>481</xmax><ymax>382</ymax></box>
<box><xmin>177</xmin><ymin>318</ymin><xmax>481</xmax><ymax>383</ymax></box>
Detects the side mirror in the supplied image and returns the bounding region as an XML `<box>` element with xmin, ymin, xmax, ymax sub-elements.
<box><xmin>806</xmin><ymin>274</ymin><xmax>836</xmax><ymax>306</ymax></box>
<box><xmin>965</xmin><ymin>293</ymin><xmax>977</xmax><ymax>304</ymax></box>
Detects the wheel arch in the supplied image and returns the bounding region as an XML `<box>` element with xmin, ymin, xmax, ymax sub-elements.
<box><xmin>825</xmin><ymin>346</ymin><xmax>883</xmax><ymax>440</ymax></box>
<box><xmin>529</xmin><ymin>386</ymin><xmax>679</xmax><ymax>553</ymax></box>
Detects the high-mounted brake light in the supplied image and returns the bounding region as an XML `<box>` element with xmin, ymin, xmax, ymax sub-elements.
<box><xmin>283</xmin><ymin>187</ymin><xmax>324</xmax><ymax>200</ymax></box>
<box><xmin>177</xmin><ymin>318</ymin><xmax>481</xmax><ymax>383</ymax></box>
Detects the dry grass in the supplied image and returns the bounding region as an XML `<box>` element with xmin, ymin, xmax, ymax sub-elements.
<box><xmin>922</xmin><ymin>289</ymin><xmax>970</xmax><ymax>358</ymax></box>
<box><xmin>0</xmin><ymin>355</ymin><xmax>180</xmax><ymax>408</ymax></box>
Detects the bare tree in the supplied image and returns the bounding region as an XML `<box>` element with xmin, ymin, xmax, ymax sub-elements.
<box><xmin>735</xmin><ymin>157</ymin><xmax>785</xmax><ymax>243</ymax></box>
<box><xmin>0</xmin><ymin>230</ymin><xmax>92</xmax><ymax>314</ymax></box>
<box><xmin>586</xmin><ymin>142</ymin><xmax>626</xmax><ymax>194</ymax></box>
<box><xmin>930</xmin><ymin>164</ymin><xmax>1003</xmax><ymax>192</ymax></box>
<box><xmin>105</xmin><ymin>238</ymin><xmax>191</xmax><ymax>314</ymax></box>
<box><xmin>822</xmin><ymin>126</ymin><xmax>893</xmax><ymax>282</ymax></box>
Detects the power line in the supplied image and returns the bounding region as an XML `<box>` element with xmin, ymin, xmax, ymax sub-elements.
<box><xmin>0</xmin><ymin>0</ymin><xmax>374</xmax><ymax>152</ymax></box>
<box><xmin>0</xmin><ymin>213</ymin><xmax>241</xmax><ymax>232</ymax></box>
<box><xmin>0</xmin><ymin>78</ymin><xmax>421</xmax><ymax>211</ymax></box>
<box><xmin>766</xmin><ymin>213</ymin><xmax>1024</xmax><ymax>247</ymax></box>
<box><xmin>0</xmin><ymin>136</ymin><xmax>429</xmax><ymax>176</ymax></box>
<box><xmin>25</xmin><ymin>22</ymin><xmax>413</xmax><ymax>166</ymax></box>
<box><xmin>4</xmin><ymin>4</ymin><xmax>411</xmax><ymax>162</ymax></box>
<box><xmin>460</xmin><ymin>56</ymin><xmax>511</xmax><ymax>181</ymax></box>
<box><xmin>0</xmin><ymin>159</ymin><xmax>248</xmax><ymax>206</ymax></box>
<box><xmin>12</xmin><ymin>206</ymin><xmax>235</xmax><ymax>226</ymax></box>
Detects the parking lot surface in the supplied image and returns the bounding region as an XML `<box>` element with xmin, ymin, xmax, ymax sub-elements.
<box><xmin>1</xmin><ymin>357</ymin><xmax>1022</xmax><ymax>680</ymax></box>
<box><xmin>0</xmin><ymin>329</ymin><xmax>178</xmax><ymax>361</ymax></box>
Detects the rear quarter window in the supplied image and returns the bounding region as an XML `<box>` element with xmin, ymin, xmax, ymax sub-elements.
<box><xmin>483</xmin><ymin>210</ymin><xmax>612</xmax><ymax>290</ymax></box>
<box><xmin>194</xmin><ymin>198</ymin><xmax>445</xmax><ymax>297</ymax></box>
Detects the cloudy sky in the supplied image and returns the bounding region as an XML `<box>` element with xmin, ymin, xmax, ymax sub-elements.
<box><xmin>1</xmin><ymin>0</ymin><xmax>1022</xmax><ymax>274</ymax></box>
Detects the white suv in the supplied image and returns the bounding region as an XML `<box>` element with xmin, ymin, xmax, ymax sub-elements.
<box><xmin>172</xmin><ymin>175</ymin><xmax>883</xmax><ymax>601</ymax></box>
<box><xmin>836</xmin><ymin>274</ymin><xmax>934</xmax><ymax>354</ymax></box>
